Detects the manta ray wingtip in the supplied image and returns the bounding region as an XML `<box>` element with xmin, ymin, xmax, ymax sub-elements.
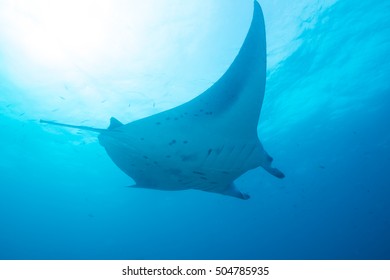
<box><xmin>253</xmin><ymin>1</ymin><xmax>261</xmax><ymax>10</ymax></box>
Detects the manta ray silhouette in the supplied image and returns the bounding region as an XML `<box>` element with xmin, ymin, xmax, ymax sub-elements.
<box><xmin>41</xmin><ymin>1</ymin><xmax>284</xmax><ymax>200</ymax></box>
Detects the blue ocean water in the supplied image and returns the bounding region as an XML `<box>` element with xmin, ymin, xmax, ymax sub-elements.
<box><xmin>0</xmin><ymin>0</ymin><xmax>389</xmax><ymax>260</ymax></box>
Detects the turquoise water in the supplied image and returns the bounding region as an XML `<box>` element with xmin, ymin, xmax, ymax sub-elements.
<box><xmin>0</xmin><ymin>0</ymin><xmax>389</xmax><ymax>259</ymax></box>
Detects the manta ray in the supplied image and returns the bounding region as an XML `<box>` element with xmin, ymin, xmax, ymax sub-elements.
<box><xmin>41</xmin><ymin>1</ymin><xmax>284</xmax><ymax>200</ymax></box>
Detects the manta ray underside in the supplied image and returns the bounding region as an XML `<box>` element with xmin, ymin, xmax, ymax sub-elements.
<box><xmin>41</xmin><ymin>1</ymin><xmax>284</xmax><ymax>200</ymax></box>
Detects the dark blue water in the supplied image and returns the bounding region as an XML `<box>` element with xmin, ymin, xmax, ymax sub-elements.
<box><xmin>1</xmin><ymin>0</ymin><xmax>389</xmax><ymax>259</ymax></box>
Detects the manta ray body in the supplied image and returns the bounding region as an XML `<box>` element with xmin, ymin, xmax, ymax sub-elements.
<box><xmin>41</xmin><ymin>2</ymin><xmax>284</xmax><ymax>199</ymax></box>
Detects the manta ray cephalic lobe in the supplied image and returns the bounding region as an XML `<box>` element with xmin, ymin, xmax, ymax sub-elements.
<box><xmin>41</xmin><ymin>1</ymin><xmax>284</xmax><ymax>200</ymax></box>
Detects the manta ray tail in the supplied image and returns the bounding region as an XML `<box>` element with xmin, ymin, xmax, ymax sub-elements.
<box><xmin>40</xmin><ymin>117</ymin><xmax>124</xmax><ymax>133</ymax></box>
<box><xmin>40</xmin><ymin>119</ymin><xmax>105</xmax><ymax>133</ymax></box>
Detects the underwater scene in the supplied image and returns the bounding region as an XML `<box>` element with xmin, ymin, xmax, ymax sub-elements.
<box><xmin>0</xmin><ymin>0</ymin><xmax>389</xmax><ymax>260</ymax></box>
